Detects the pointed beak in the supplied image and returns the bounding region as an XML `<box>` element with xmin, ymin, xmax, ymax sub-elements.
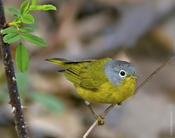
<box><xmin>129</xmin><ymin>73</ymin><xmax>137</xmax><ymax>80</ymax></box>
<box><xmin>127</xmin><ymin>72</ymin><xmax>137</xmax><ymax>79</ymax></box>
<box><xmin>131</xmin><ymin>75</ymin><xmax>137</xmax><ymax>79</ymax></box>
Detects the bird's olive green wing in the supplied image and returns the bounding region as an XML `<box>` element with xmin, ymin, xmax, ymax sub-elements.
<box><xmin>65</xmin><ymin>58</ymin><xmax>111</xmax><ymax>91</ymax></box>
<box><xmin>47</xmin><ymin>58</ymin><xmax>111</xmax><ymax>91</ymax></box>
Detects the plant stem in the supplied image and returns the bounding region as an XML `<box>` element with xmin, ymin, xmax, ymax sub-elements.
<box><xmin>83</xmin><ymin>120</ymin><xmax>98</xmax><ymax>138</ymax></box>
<box><xmin>0</xmin><ymin>0</ymin><xmax>29</xmax><ymax>138</ymax></box>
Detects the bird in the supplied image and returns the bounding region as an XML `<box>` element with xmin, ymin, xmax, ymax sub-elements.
<box><xmin>46</xmin><ymin>57</ymin><xmax>137</xmax><ymax>105</ymax></box>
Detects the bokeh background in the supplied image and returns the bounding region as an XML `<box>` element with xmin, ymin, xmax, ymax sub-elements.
<box><xmin>0</xmin><ymin>0</ymin><xmax>175</xmax><ymax>138</ymax></box>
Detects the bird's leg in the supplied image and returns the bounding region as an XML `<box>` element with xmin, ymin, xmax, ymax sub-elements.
<box><xmin>97</xmin><ymin>104</ymin><xmax>117</xmax><ymax>124</ymax></box>
<box><xmin>85</xmin><ymin>101</ymin><xmax>97</xmax><ymax>118</ymax></box>
<box><xmin>85</xmin><ymin>101</ymin><xmax>105</xmax><ymax>125</ymax></box>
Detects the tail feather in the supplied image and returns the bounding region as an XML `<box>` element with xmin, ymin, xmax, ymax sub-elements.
<box><xmin>45</xmin><ymin>58</ymin><xmax>68</xmax><ymax>67</ymax></box>
<box><xmin>46</xmin><ymin>58</ymin><xmax>81</xmax><ymax>85</ymax></box>
<box><xmin>46</xmin><ymin>58</ymin><xmax>90</xmax><ymax>65</ymax></box>
<box><xmin>57</xmin><ymin>69</ymin><xmax>66</xmax><ymax>72</ymax></box>
<box><xmin>48</xmin><ymin>58</ymin><xmax>69</xmax><ymax>62</ymax></box>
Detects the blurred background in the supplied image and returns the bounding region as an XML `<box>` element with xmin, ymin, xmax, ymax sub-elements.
<box><xmin>0</xmin><ymin>0</ymin><xmax>175</xmax><ymax>138</ymax></box>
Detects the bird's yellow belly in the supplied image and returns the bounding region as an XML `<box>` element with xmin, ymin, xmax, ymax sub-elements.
<box><xmin>76</xmin><ymin>77</ymin><xmax>136</xmax><ymax>104</ymax></box>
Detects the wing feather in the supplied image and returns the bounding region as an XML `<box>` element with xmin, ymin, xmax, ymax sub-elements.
<box><xmin>64</xmin><ymin>58</ymin><xmax>110</xmax><ymax>91</ymax></box>
<box><xmin>47</xmin><ymin>58</ymin><xmax>111</xmax><ymax>91</ymax></box>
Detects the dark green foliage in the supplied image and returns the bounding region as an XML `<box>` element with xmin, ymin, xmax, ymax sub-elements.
<box><xmin>21</xmin><ymin>32</ymin><xmax>47</xmax><ymax>46</ymax></box>
<box><xmin>2</xmin><ymin>0</ymin><xmax>56</xmax><ymax>72</ymax></box>
<box><xmin>16</xmin><ymin>43</ymin><xmax>29</xmax><ymax>72</ymax></box>
<box><xmin>3</xmin><ymin>32</ymin><xmax>20</xmax><ymax>43</ymax></box>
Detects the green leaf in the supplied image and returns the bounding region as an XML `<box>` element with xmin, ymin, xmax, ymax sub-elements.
<box><xmin>21</xmin><ymin>33</ymin><xmax>47</xmax><ymax>46</ymax></box>
<box><xmin>29</xmin><ymin>92</ymin><xmax>64</xmax><ymax>113</ymax></box>
<box><xmin>8</xmin><ymin>8</ymin><xmax>21</xmax><ymax>16</ymax></box>
<box><xmin>21</xmin><ymin>13</ymin><xmax>35</xmax><ymax>24</ymax></box>
<box><xmin>20</xmin><ymin>27</ymin><xmax>34</xmax><ymax>33</ymax></box>
<box><xmin>2</xmin><ymin>27</ymin><xmax>18</xmax><ymax>34</ymax></box>
<box><xmin>20</xmin><ymin>0</ymin><xmax>30</xmax><ymax>15</ymax></box>
<box><xmin>3</xmin><ymin>32</ymin><xmax>20</xmax><ymax>44</ymax></box>
<box><xmin>29</xmin><ymin>5</ymin><xmax>56</xmax><ymax>11</ymax></box>
<box><xmin>31</xmin><ymin>0</ymin><xmax>40</xmax><ymax>5</ymax></box>
<box><xmin>16</xmin><ymin>43</ymin><xmax>29</xmax><ymax>72</ymax></box>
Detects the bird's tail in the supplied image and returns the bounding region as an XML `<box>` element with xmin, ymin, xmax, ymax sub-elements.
<box><xmin>45</xmin><ymin>58</ymin><xmax>68</xmax><ymax>67</ymax></box>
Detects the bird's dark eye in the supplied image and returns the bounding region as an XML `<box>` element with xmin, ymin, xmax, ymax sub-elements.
<box><xmin>119</xmin><ymin>70</ymin><xmax>126</xmax><ymax>77</ymax></box>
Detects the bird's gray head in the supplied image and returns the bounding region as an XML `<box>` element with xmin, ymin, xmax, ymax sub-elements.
<box><xmin>104</xmin><ymin>60</ymin><xmax>136</xmax><ymax>86</ymax></box>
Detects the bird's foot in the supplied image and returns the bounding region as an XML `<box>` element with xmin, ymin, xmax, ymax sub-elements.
<box><xmin>95</xmin><ymin>114</ymin><xmax>105</xmax><ymax>125</ymax></box>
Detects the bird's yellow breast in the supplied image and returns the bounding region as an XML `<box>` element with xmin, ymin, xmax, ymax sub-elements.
<box><xmin>76</xmin><ymin>77</ymin><xmax>136</xmax><ymax>104</ymax></box>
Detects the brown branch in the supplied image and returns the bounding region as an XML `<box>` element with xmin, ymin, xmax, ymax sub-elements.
<box><xmin>83</xmin><ymin>120</ymin><xmax>98</xmax><ymax>138</ymax></box>
<box><xmin>0</xmin><ymin>0</ymin><xmax>29</xmax><ymax>138</ymax></box>
<box><xmin>84</xmin><ymin>104</ymin><xmax>116</xmax><ymax>138</ymax></box>
<box><xmin>134</xmin><ymin>56</ymin><xmax>175</xmax><ymax>93</ymax></box>
<box><xmin>83</xmin><ymin>56</ymin><xmax>175</xmax><ymax>138</ymax></box>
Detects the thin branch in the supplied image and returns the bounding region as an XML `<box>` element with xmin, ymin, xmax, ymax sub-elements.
<box><xmin>0</xmin><ymin>0</ymin><xmax>29</xmax><ymax>138</ymax></box>
<box><xmin>83</xmin><ymin>120</ymin><xmax>98</xmax><ymax>138</ymax></box>
<box><xmin>134</xmin><ymin>56</ymin><xmax>175</xmax><ymax>93</ymax></box>
<box><xmin>87</xmin><ymin>103</ymin><xmax>116</xmax><ymax>125</ymax></box>
<box><xmin>101</xmin><ymin>104</ymin><xmax>116</xmax><ymax>117</ymax></box>
<box><xmin>84</xmin><ymin>104</ymin><xmax>116</xmax><ymax>137</ymax></box>
<box><xmin>83</xmin><ymin>56</ymin><xmax>174</xmax><ymax>138</ymax></box>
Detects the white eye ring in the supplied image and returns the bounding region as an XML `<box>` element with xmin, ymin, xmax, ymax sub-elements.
<box><xmin>119</xmin><ymin>70</ymin><xmax>126</xmax><ymax>78</ymax></box>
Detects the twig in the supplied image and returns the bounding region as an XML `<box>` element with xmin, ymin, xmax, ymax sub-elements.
<box><xmin>84</xmin><ymin>104</ymin><xmax>116</xmax><ymax>137</ymax></box>
<box><xmin>134</xmin><ymin>56</ymin><xmax>175</xmax><ymax>93</ymax></box>
<box><xmin>83</xmin><ymin>56</ymin><xmax>174</xmax><ymax>138</ymax></box>
<box><xmin>0</xmin><ymin>0</ymin><xmax>29</xmax><ymax>138</ymax></box>
<box><xmin>87</xmin><ymin>103</ymin><xmax>116</xmax><ymax>125</ymax></box>
<box><xmin>101</xmin><ymin>104</ymin><xmax>116</xmax><ymax>117</ymax></box>
<box><xmin>83</xmin><ymin>120</ymin><xmax>98</xmax><ymax>138</ymax></box>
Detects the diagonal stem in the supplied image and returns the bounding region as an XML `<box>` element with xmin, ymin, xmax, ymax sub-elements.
<box><xmin>83</xmin><ymin>120</ymin><xmax>98</xmax><ymax>138</ymax></box>
<box><xmin>134</xmin><ymin>56</ymin><xmax>175</xmax><ymax>93</ymax></box>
